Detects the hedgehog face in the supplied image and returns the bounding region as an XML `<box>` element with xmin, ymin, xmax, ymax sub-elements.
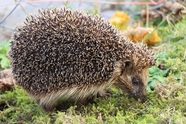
<box><xmin>115</xmin><ymin>60</ymin><xmax>149</xmax><ymax>102</ymax></box>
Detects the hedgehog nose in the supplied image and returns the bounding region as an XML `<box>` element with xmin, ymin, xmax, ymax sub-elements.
<box><xmin>133</xmin><ymin>94</ymin><xmax>147</xmax><ymax>103</ymax></box>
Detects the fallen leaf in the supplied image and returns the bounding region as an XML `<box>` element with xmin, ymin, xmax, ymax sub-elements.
<box><xmin>123</xmin><ymin>27</ymin><xmax>162</xmax><ymax>46</ymax></box>
<box><xmin>0</xmin><ymin>69</ymin><xmax>16</xmax><ymax>92</ymax></box>
<box><xmin>110</xmin><ymin>11</ymin><xmax>130</xmax><ymax>30</ymax></box>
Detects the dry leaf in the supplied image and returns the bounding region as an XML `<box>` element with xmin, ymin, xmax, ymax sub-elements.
<box><xmin>0</xmin><ymin>69</ymin><xmax>16</xmax><ymax>92</ymax></box>
<box><xmin>110</xmin><ymin>11</ymin><xmax>130</xmax><ymax>30</ymax></box>
<box><xmin>141</xmin><ymin>1</ymin><xmax>186</xmax><ymax>23</ymax></box>
<box><xmin>123</xmin><ymin>27</ymin><xmax>162</xmax><ymax>46</ymax></box>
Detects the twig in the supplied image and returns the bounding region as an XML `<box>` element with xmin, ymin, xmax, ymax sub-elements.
<box><xmin>146</xmin><ymin>4</ymin><xmax>149</xmax><ymax>27</ymax></box>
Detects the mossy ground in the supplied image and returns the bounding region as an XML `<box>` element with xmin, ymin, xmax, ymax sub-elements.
<box><xmin>0</xmin><ymin>19</ymin><xmax>186</xmax><ymax>124</ymax></box>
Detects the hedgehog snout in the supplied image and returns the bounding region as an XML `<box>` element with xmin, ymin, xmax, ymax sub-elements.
<box><xmin>130</xmin><ymin>90</ymin><xmax>147</xmax><ymax>103</ymax></box>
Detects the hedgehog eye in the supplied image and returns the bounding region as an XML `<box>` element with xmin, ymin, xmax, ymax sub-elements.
<box><xmin>132</xmin><ymin>77</ymin><xmax>139</xmax><ymax>86</ymax></box>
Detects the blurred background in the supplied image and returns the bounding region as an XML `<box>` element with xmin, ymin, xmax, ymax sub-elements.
<box><xmin>1</xmin><ymin>0</ymin><xmax>180</xmax><ymax>42</ymax></box>
<box><xmin>0</xmin><ymin>0</ymin><xmax>127</xmax><ymax>42</ymax></box>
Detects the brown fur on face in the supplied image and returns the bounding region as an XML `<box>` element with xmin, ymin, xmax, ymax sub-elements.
<box><xmin>113</xmin><ymin>60</ymin><xmax>150</xmax><ymax>102</ymax></box>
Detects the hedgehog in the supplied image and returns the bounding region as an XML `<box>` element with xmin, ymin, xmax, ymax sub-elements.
<box><xmin>9</xmin><ymin>7</ymin><xmax>155</xmax><ymax>111</ymax></box>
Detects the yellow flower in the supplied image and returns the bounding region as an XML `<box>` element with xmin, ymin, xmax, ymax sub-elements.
<box><xmin>110</xmin><ymin>11</ymin><xmax>130</xmax><ymax>30</ymax></box>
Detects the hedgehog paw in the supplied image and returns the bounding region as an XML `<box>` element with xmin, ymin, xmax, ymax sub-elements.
<box><xmin>89</xmin><ymin>90</ymin><xmax>112</xmax><ymax>103</ymax></box>
<box><xmin>97</xmin><ymin>90</ymin><xmax>112</xmax><ymax>98</ymax></box>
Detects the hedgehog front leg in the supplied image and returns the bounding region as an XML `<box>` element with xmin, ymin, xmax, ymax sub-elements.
<box><xmin>97</xmin><ymin>90</ymin><xmax>112</xmax><ymax>98</ymax></box>
<box><xmin>84</xmin><ymin>90</ymin><xmax>112</xmax><ymax>104</ymax></box>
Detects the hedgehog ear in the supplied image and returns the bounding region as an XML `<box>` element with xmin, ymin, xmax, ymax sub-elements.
<box><xmin>120</xmin><ymin>60</ymin><xmax>133</xmax><ymax>75</ymax></box>
<box><xmin>123</xmin><ymin>60</ymin><xmax>133</xmax><ymax>69</ymax></box>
